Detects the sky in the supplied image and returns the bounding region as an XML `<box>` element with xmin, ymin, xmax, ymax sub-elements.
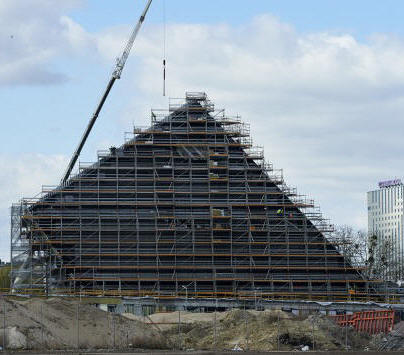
<box><xmin>2</xmin><ymin>0</ymin><xmax>404</xmax><ymax>261</ymax></box>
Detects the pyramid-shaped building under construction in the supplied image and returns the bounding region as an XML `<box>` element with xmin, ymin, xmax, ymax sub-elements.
<box><xmin>11</xmin><ymin>92</ymin><xmax>373</xmax><ymax>301</ymax></box>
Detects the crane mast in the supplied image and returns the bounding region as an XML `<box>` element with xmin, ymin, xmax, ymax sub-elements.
<box><xmin>61</xmin><ymin>0</ymin><xmax>153</xmax><ymax>185</ymax></box>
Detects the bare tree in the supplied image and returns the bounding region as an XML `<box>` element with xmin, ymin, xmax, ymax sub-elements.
<box><xmin>332</xmin><ymin>225</ymin><xmax>401</xmax><ymax>281</ymax></box>
<box><xmin>367</xmin><ymin>233</ymin><xmax>401</xmax><ymax>281</ymax></box>
<box><xmin>331</xmin><ymin>225</ymin><xmax>367</xmax><ymax>268</ymax></box>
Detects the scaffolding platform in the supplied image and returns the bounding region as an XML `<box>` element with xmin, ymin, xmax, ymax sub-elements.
<box><xmin>10</xmin><ymin>93</ymin><xmax>385</xmax><ymax>301</ymax></box>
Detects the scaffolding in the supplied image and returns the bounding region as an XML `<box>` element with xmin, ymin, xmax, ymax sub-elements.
<box><xmin>11</xmin><ymin>92</ymin><xmax>385</xmax><ymax>301</ymax></box>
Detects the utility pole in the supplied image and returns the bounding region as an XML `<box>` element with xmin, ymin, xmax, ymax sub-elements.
<box><xmin>345</xmin><ymin>313</ymin><xmax>348</xmax><ymax>351</ymax></box>
<box><xmin>214</xmin><ymin>298</ymin><xmax>217</xmax><ymax>349</ymax></box>
<box><xmin>112</xmin><ymin>314</ymin><xmax>116</xmax><ymax>349</ymax></box>
<box><xmin>244</xmin><ymin>300</ymin><xmax>248</xmax><ymax>351</ymax></box>
<box><xmin>76</xmin><ymin>303</ymin><xmax>80</xmax><ymax>350</ymax></box>
<box><xmin>3</xmin><ymin>299</ymin><xmax>5</xmax><ymax>352</ymax></box>
<box><xmin>311</xmin><ymin>319</ymin><xmax>315</xmax><ymax>351</ymax></box>
<box><xmin>254</xmin><ymin>289</ymin><xmax>257</xmax><ymax>310</ymax></box>
<box><xmin>277</xmin><ymin>310</ymin><xmax>280</xmax><ymax>351</ymax></box>
<box><xmin>182</xmin><ymin>285</ymin><xmax>188</xmax><ymax>311</ymax></box>
<box><xmin>41</xmin><ymin>303</ymin><xmax>44</xmax><ymax>347</ymax></box>
<box><xmin>177</xmin><ymin>308</ymin><xmax>181</xmax><ymax>350</ymax></box>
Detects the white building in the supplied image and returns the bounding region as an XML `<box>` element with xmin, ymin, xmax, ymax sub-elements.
<box><xmin>367</xmin><ymin>179</ymin><xmax>404</xmax><ymax>281</ymax></box>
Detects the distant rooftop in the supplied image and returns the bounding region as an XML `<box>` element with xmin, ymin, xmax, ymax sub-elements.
<box><xmin>378</xmin><ymin>179</ymin><xmax>402</xmax><ymax>189</ymax></box>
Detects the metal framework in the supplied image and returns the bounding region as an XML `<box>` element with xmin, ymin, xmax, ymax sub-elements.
<box><xmin>11</xmin><ymin>92</ymin><xmax>381</xmax><ymax>301</ymax></box>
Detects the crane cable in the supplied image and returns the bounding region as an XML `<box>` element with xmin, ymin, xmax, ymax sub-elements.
<box><xmin>163</xmin><ymin>0</ymin><xmax>166</xmax><ymax>96</ymax></box>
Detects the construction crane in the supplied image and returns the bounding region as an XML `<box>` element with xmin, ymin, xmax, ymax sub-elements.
<box><xmin>61</xmin><ymin>0</ymin><xmax>153</xmax><ymax>185</ymax></box>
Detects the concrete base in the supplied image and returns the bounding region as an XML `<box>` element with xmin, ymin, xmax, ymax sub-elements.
<box><xmin>93</xmin><ymin>296</ymin><xmax>402</xmax><ymax>317</ymax></box>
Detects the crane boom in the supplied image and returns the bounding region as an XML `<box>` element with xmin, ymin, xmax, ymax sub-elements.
<box><xmin>61</xmin><ymin>0</ymin><xmax>153</xmax><ymax>185</ymax></box>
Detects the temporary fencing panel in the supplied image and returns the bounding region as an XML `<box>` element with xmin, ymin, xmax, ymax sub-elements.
<box><xmin>330</xmin><ymin>310</ymin><xmax>394</xmax><ymax>334</ymax></box>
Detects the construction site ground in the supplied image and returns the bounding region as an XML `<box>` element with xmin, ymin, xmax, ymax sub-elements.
<box><xmin>3</xmin><ymin>351</ymin><xmax>404</xmax><ymax>355</ymax></box>
<box><xmin>0</xmin><ymin>297</ymin><xmax>403</xmax><ymax>352</ymax></box>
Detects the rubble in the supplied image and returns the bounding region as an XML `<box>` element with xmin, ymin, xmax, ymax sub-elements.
<box><xmin>373</xmin><ymin>321</ymin><xmax>404</xmax><ymax>351</ymax></box>
<box><xmin>148</xmin><ymin>309</ymin><xmax>374</xmax><ymax>351</ymax></box>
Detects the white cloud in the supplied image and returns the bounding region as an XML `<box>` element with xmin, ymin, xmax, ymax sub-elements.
<box><xmin>111</xmin><ymin>14</ymin><xmax>404</xmax><ymax>229</ymax></box>
<box><xmin>4</xmin><ymin>11</ymin><xmax>404</xmax><ymax>261</ymax></box>
<box><xmin>0</xmin><ymin>0</ymin><xmax>89</xmax><ymax>85</ymax></box>
<box><xmin>0</xmin><ymin>0</ymin><xmax>135</xmax><ymax>86</ymax></box>
<box><xmin>0</xmin><ymin>154</ymin><xmax>68</xmax><ymax>261</ymax></box>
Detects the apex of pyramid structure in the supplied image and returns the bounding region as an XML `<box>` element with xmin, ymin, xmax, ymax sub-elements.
<box><xmin>169</xmin><ymin>91</ymin><xmax>215</xmax><ymax>113</ymax></box>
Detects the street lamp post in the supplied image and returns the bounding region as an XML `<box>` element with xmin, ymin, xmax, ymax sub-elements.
<box><xmin>2</xmin><ymin>297</ymin><xmax>5</xmax><ymax>352</ymax></box>
<box><xmin>254</xmin><ymin>289</ymin><xmax>257</xmax><ymax>310</ymax></box>
<box><xmin>181</xmin><ymin>285</ymin><xmax>188</xmax><ymax>311</ymax></box>
<box><xmin>214</xmin><ymin>297</ymin><xmax>217</xmax><ymax>348</ymax></box>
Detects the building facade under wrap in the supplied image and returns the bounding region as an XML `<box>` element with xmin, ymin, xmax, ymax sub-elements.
<box><xmin>11</xmin><ymin>92</ymin><xmax>375</xmax><ymax>301</ymax></box>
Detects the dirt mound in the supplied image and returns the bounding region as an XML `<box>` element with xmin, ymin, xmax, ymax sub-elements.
<box><xmin>0</xmin><ymin>298</ymin><xmax>385</xmax><ymax>352</ymax></box>
<box><xmin>373</xmin><ymin>321</ymin><xmax>404</xmax><ymax>351</ymax></box>
<box><xmin>0</xmin><ymin>297</ymin><xmax>166</xmax><ymax>350</ymax></box>
<box><xmin>159</xmin><ymin>309</ymin><xmax>373</xmax><ymax>352</ymax></box>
